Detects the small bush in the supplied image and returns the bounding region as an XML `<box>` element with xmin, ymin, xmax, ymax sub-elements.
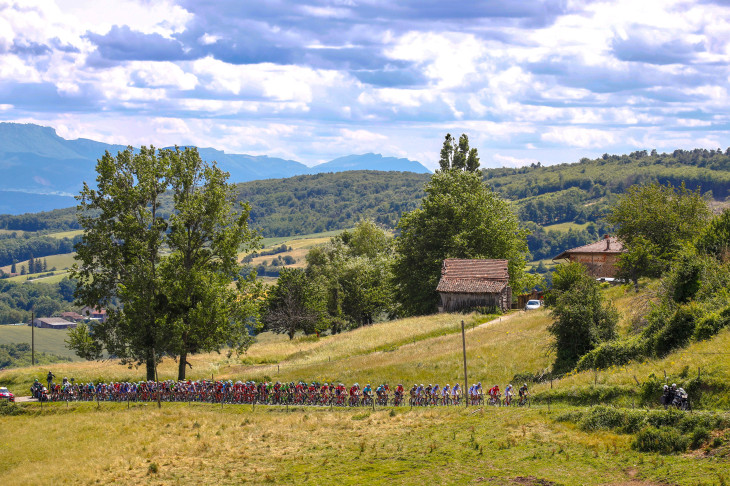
<box><xmin>576</xmin><ymin>336</ymin><xmax>649</xmax><ymax>371</ymax></box>
<box><xmin>632</xmin><ymin>426</ymin><xmax>689</xmax><ymax>454</ymax></box>
<box><xmin>690</xmin><ymin>426</ymin><xmax>711</xmax><ymax>449</ymax></box>
<box><xmin>147</xmin><ymin>462</ymin><xmax>159</xmax><ymax>475</ymax></box>
<box><xmin>645</xmin><ymin>408</ymin><xmax>684</xmax><ymax>428</ymax></box>
<box><xmin>693</xmin><ymin>310</ymin><xmax>730</xmax><ymax>341</ymax></box>
<box><xmin>651</xmin><ymin>303</ymin><xmax>705</xmax><ymax>356</ymax></box>
<box><xmin>578</xmin><ymin>406</ymin><xmax>626</xmax><ymax>431</ymax></box>
<box><xmin>0</xmin><ymin>401</ymin><xmax>26</xmax><ymax>416</ymax></box>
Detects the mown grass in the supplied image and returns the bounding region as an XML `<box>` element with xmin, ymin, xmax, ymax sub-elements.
<box><xmin>259</xmin><ymin>228</ymin><xmax>351</xmax><ymax>249</ymax></box>
<box><xmin>0</xmin><ymin>251</ymin><xmax>77</xmax><ymax>275</ymax></box>
<box><xmin>1</xmin><ymin>402</ymin><xmax>728</xmax><ymax>485</ymax></box>
<box><xmin>0</xmin><ymin>325</ymin><xmax>81</xmax><ymax>360</ymax></box>
<box><xmin>542</xmin><ymin>221</ymin><xmax>592</xmax><ymax>232</ymax></box>
<box><xmin>46</xmin><ymin>229</ymin><xmax>83</xmax><ymax>239</ymax></box>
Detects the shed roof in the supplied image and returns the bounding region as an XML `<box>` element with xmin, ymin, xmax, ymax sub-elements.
<box><xmin>553</xmin><ymin>236</ymin><xmax>624</xmax><ymax>261</ymax></box>
<box><xmin>436</xmin><ymin>278</ymin><xmax>508</xmax><ymax>294</ymax></box>
<box><xmin>440</xmin><ymin>258</ymin><xmax>509</xmax><ymax>280</ymax></box>
<box><xmin>34</xmin><ymin>317</ymin><xmax>75</xmax><ymax>326</ymax></box>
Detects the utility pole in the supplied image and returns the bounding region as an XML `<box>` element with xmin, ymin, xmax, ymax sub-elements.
<box><xmin>31</xmin><ymin>309</ymin><xmax>35</xmax><ymax>366</ymax></box>
<box><xmin>461</xmin><ymin>320</ymin><xmax>468</xmax><ymax>407</ymax></box>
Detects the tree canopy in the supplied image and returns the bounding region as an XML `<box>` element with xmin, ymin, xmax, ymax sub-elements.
<box><xmin>393</xmin><ymin>160</ymin><xmax>533</xmax><ymax>316</ymax></box>
<box><xmin>605</xmin><ymin>182</ymin><xmax>711</xmax><ymax>288</ymax></box>
<box><xmin>70</xmin><ymin>146</ymin><xmax>260</xmax><ymax>380</ymax></box>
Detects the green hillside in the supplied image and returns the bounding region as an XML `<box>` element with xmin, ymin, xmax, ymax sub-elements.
<box><xmin>0</xmin><ymin>325</ymin><xmax>79</xmax><ymax>360</ymax></box>
<box><xmin>1</xmin><ymin>285</ymin><xmax>729</xmax><ymax>485</ymax></box>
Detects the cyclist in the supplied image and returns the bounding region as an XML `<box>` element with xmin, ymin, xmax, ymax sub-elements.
<box><xmin>376</xmin><ymin>384</ymin><xmax>386</xmax><ymax>403</ymax></box>
<box><xmin>395</xmin><ymin>384</ymin><xmax>404</xmax><ymax>404</ymax></box>
<box><xmin>431</xmin><ymin>384</ymin><xmax>440</xmax><ymax>404</ymax></box>
<box><xmin>451</xmin><ymin>383</ymin><xmax>461</xmax><ymax>403</ymax></box>
<box><xmin>488</xmin><ymin>384</ymin><xmax>500</xmax><ymax>404</ymax></box>
<box><xmin>362</xmin><ymin>383</ymin><xmax>373</xmax><ymax>403</ymax></box>
<box><xmin>518</xmin><ymin>383</ymin><xmax>529</xmax><ymax>405</ymax></box>
<box><xmin>504</xmin><ymin>384</ymin><xmax>514</xmax><ymax>406</ymax></box>
<box><xmin>441</xmin><ymin>384</ymin><xmax>450</xmax><ymax>404</ymax></box>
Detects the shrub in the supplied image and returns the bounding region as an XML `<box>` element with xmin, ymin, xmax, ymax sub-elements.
<box><xmin>651</xmin><ymin>302</ymin><xmax>705</xmax><ymax>356</ymax></box>
<box><xmin>578</xmin><ymin>406</ymin><xmax>626</xmax><ymax>431</ymax></box>
<box><xmin>693</xmin><ymin>311</ymin><xmax>729</xmax><ymax>341</ymax></box>
<box><xmin>575</xmin><ymin>336</ymin><xmax>649</xmax><ymax>370</ymax></box>
<box><xmin>632</xmin><ymin>426</ymin><xmax>689</xmax><ymax>454</ymax></box>
<box><xmin>645</xmin><ymin>408</ymin><xmax>684</xmax><ymax>428</ymax></box>
<box><xmin>638</xmin><ymin>373</ymin><xmax>666</xmax><ymax>406</ymax></box>
<box><xmin>0</xmin><ymin>401</ymin><xmax>25</xmax><ymax>416</ymax></box>
<box><xmin>690</xmin><ymin>426</ymin><xmax>711</xmax><ymax>449</ymax></box>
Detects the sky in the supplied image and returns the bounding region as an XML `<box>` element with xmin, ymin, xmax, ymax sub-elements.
<box><xmin>1</xmin><ymin>0</ymin><xmax>730</xmax><ymax>170</ymax></box>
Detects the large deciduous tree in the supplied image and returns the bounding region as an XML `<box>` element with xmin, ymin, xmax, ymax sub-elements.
<box><xmin>605</xmin><ymin>182</ymin><xmax>711</xmax><ymax>290</ymax></box>
<box><xmin>70</xmin><ymin>146</ymin><xmax>261</xmax><ymax>380</ymax></box>
<box><xmin>73</xmin><ymin>146</ymin><xmax>169</xmax><ymax>380</ymax></box>
<box><xmin>160</xmin><ymin>148</ymin><xmax>261</xmax><ymax>380</ymax></box>
<box><xmin>306</xmin><ymin>220</ymin><xmax>394</xmax><ymax>329</ymax></box>
<box><xmin>393</xmin><ymin>158</ymin><xmax>533</xmax><ymax>316</ymax></box>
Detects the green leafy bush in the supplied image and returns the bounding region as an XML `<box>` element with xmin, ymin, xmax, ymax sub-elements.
<box><xmin>578</xmin><ymin>406</ymin><xmax>626</xmax><ymax>431</ymax></box>
<box><xmin>651</xmin><ymin>302</ymin><xmax>705</xmax><ymax>356</ymax></box>
<box><xmin>693</xmin><ymin>307</ymin><xmax>730</xmax><ymax>341</ymax></box>
<box><xmin>575</xmin><ymin>336</ymin><xmax>648</xmax><ymax>370</ymax></box>
<box><xmin>690</xmin><ymin>426</ymin><xmax>711</xmax><ymax>449</ymax></box>
<box><xmin>0</xmin><ymin>401</ymin><xmax>26</xmax><ymax>416</ymax></box>
<box><xmin>632</xmin><ymin>426</ymin><xmax>689</xmax><ymax>454</ymax></box>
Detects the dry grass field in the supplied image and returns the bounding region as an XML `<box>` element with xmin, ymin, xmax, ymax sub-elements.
<box><xmin>2</xmin><ymin>285</ymin><xmax>730</xmax><ymax>485</ymax></box>
<box><xmin>2</xmin><ymin>402</ymin><xmax>728</xmax><ymax>485</ymax></box>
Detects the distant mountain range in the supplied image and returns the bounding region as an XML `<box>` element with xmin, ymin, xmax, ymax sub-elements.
<box><xmin>0</xmin><ymin>123</ymin><xmax>430</xmax><ymax>214</ymax></box>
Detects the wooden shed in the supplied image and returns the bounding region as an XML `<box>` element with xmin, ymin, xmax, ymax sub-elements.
<box><xmin>436</xmin><ymin>259</ymin><xmax>512</xmax><ymax>313</ymax></box>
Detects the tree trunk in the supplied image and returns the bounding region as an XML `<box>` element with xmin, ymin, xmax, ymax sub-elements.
<box><xmin>178</xmin><ymin>350</ymin><xmax>188</xmax><ymax>380</ymax></box>
<box><xmin>146</xmin><ymin>355</ymin><xmax>155</xmax><ymax>381</ymax></box>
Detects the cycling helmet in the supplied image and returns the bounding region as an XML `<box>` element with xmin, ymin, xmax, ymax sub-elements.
<box><xmin>663</xmin><ymin>385</ymin><xmax>668</xmax><ymax>390</ymax></box>
<box><xmin>523</xmin><ymin>383</ymin><xmax>527</xmax><ymax>387</ymax></box>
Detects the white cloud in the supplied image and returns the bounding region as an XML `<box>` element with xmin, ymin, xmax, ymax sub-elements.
<box><xmin>541</xmin><ymin>127</ymin><xmax>617</xmax><ymax>148</ymax></box>
<box><xmin>493</xmin><ymin>154</ymin><xmax>540</xmax><ymax>168</ymax></box>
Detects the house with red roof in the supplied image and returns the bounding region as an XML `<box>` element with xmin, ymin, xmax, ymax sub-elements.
<box><xmin>553</xmin><ymin>235</ymin><xmax>625</xmax><ymax>279</ymax></box>
<box><xmin>436</xmin><ymin>258</ymin><xmax>512</xmax><ymax>313</ymax></box>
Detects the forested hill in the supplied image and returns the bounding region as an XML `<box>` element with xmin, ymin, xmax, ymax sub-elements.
<box><xmin>487</xmin><ymin>148</ymin><xmax>730</xmax><ymax>226</ymax></box>
<box><xmin>237</xmin><ymin>171</ymin><xmax>430</xmax><ymax>237</ymax></box>
<box><xmin>0</xmin><ymin>148</ymin><xmax>728</xmax><ymax>258</ymax></box>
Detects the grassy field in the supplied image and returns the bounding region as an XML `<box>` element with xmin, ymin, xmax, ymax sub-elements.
<box><xmin>240</xmin><ymin>229</ymin><xmax>354</xmax><ymax>272</ymax></box>
<box><xmin>2</xmin><ymin>402</ymin><xmax>729</xmax><ymax>485</ymax></box>
<box><xmin>46</xmin><ymin>229</ymin><xmax>83</xmax><ymax>239</ymax></box>
<box><xmin>542</xmin><ymin>222</ymin><xmax>592</xmax><ymax>232</ymax></box>
<box><xmin>0</xmin><ymin>325</ymin><xmax>81</xmax><ymax>360</ymax></box>
<box><xmin>2</xmin><ymin>285</ymin><xmax>730</xmax><ymax>485</ymax></box>
<box><xmin>259</xmin><ymin>228</ymin><xmax>350</xmax><ymax>249</ymax></box>
<box><xmin>0</xmin><ymin>251</ymin><xmax>77</xmax><ymax>275</ymax></box>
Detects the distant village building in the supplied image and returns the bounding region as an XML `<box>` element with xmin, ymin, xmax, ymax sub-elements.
<box><xmin>80</xmin><ymin>306</ymin><xmax>108</xmax><ymax>322</ymax></box>
<box><xmin>59</xmin><ymin>311</ymin><xmax>85</xmax><ymax>322</ymax></box>
<box><xmin>29</xmin><ymin>317</ymin><xmax>77</xmax><ymax>329</ymax></box>
<box><xmin>436</xmin><ymin>258</ymin><xmax>512</xmax><ymax>313</ymax></box>
<box><xmin>553</xmin><ymin>235</ymin><xmax>625</xmax><ymax>279</ymax></box>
